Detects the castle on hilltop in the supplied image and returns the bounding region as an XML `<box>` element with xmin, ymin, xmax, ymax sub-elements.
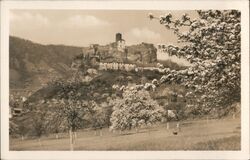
<box><xmin>75</xmin><ymin>32</ymin><xmax>157</xmax><ymax>67</ymax></box>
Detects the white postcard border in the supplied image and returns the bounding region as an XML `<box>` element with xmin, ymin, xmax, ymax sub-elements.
<box><xmin>1</xmin><ymin>1</ymin><xmax>249</xmax><ymax>159</ymax></box>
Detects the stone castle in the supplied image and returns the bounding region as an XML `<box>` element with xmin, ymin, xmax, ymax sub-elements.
<box><xmin>75</xmin><ymin>33</ymin><xmax>157</xmax><ymax>68</ymax></box>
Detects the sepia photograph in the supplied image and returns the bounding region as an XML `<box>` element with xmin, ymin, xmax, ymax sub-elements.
<box><xmin>1</xmin><ymin>0</ymin><xmax>249</xmax><ymax>159</ymax></box>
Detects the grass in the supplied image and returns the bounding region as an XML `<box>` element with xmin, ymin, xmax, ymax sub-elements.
<box><xmin>191</xmin><ymin>135</ymin><xmax>240</xmax><ymax>150</ymax></box>
<box><xmin>10</xmin><ymin>117</ymin><xmax>240</xmax><ymax>151</ymax></box>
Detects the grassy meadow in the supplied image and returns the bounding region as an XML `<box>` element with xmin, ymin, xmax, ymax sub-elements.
<box><xmin>10</xmin><ymin>117</ymin><xmax>240</xmax><ymax>151</ymax></box>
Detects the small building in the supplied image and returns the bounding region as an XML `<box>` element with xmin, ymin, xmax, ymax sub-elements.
<box><xmin>11</xmin><ymin>108</ymin><xmax>23</xmax><ymax>117</ymax></box>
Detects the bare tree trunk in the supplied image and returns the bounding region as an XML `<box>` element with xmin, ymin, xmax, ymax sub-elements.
<box><xmin>74</xmin><ymin>132</ymin><xmax>77</xmax><ymax>144</ymax></box>
<box><xmin>21</xmin><ymin>135</ymin><xmax>24</xmax><ymax>141</ymax></box>
<box><xmin>166</xmin><ymin>122</ymin><xmax>169</xmax><ymax>130</ymax></box>
<box><xmin>100</xmin><ymin>129</ymin><xmax>103</xmax><ymax>136</ymax></box>
<box><xmin>56</xmin><ymin>133</ymin><xmax>59</xmax><ymax>139</ymax></box>
<box><xmin>177</xmin><ymin>122</ymin><xmax>180</xmax><ymax>132</ymax></box>
<box><xmin>69</xmin><ymin>129</ymin><xmax>74</xmax><ymax>151</ymax></box>
<box><xmin>38</xmin><ymin>138</ymin><xmax>42</xmax><ymax>147</ymax></box>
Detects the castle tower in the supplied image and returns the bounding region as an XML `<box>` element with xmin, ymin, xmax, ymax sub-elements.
<box><xmin>115</xmin><ymin>33</ymin><xmax>126</xmax><ymax>52</ymax></box>
<box><xmin>116</xmin><ymin>33</ymin><xmax>122</xmax><ymax>42</ymax></box>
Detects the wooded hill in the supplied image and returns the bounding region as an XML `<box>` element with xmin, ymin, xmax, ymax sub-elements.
<box><xmin>10</xmin><ymin>36</ymin><xmax>83</xmax><ymax>89</ymax></box>
<box><xmin>10</xmin><ymin>36</ymin><xmax>184</xmax><ymax>90</ymax></box>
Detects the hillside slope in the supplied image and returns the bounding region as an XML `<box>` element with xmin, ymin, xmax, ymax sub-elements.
<box><xmin>9</xmin><ymin>36</ymin><xmax>83</xmax><ymax>89</ymax></box>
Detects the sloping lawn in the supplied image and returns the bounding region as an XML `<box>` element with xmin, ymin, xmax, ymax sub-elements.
<box><xmin>10</xmin><ymin>118</ymin><xmax>240</xmax><ymax>150</ymax></box>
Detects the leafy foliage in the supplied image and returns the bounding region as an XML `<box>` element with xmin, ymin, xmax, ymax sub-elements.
<box><xmin>49</xmin><ymin>99</ymin><xmax>89</xmax><ymax>132</ymax></box>
<box><xmin>30</xmin><ymin>109</ymin><xmax>49</xmax><ymax>138</ymax></box>
<box><xmin>87</xmin><ymin>101</ymin><xmax>107</xmax><ymax>130</ymax></box>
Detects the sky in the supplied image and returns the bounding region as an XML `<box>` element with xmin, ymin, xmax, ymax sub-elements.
<box><xmin>10</xmin><ymin>10</ymin><xmax>197</xmax><ymax>47</ymax></box>
<box><xmin>9</xmin><ymin>10</ymin><xmax>197</xmax><ymax>65</ymax></box>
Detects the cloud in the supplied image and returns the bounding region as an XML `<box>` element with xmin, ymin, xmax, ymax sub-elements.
<box><xmin>157</xmin><ymin>51</ymin><xmax>191</xmax><ymax>66</ymax></box>
<box><xmin>10</xmin><ymin>11</ymin><xmax>49</xmax><ymax>26</ymax></box>
<box><xmin>130</xmin><ymin>27</ymin><xmax>161</xmax><ymax>40</ymax></box>
<box><xmin>65</xmin><ymin>15</ymin><xmax>110</xmax><ymax>28</ymax></box>
<box><xmin>126</xmin><ymin>27</ymin><xmax>161</xmax><ymax>45</ymax></box>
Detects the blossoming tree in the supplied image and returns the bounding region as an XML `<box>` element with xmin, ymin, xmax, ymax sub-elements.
<box><xmin>149</xmin><ymin>10</ymin><xmax>241</xmax><ymax>115</ymax></box>
<box><xmin>110</xmin><ymin>87</ymin><xmax>165</xmax><ymax>132</ymax></box>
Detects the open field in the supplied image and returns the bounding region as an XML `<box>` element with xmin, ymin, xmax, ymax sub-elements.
<box><xmin>10</xmin><ymin>117</ymin><xmax>240</xmax><ymax>150</ymax></box>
